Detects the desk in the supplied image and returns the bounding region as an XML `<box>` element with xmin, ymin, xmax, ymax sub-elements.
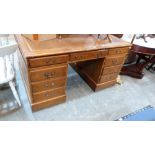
<box><xmin>15</xmin><ymin>34</ymin><xmax>131</xmax><ymax>111</ymax></box>
<box><xmin>121</xmin><ymin>36</ymin><xmax>155</xmax><ymax>78</ymax></box>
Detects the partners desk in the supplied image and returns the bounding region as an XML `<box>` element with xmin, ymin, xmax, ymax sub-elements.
<box><xmin>15</xmin><ymin>35</ymin><xmax>131</xmax><ymax>111</ymax></box>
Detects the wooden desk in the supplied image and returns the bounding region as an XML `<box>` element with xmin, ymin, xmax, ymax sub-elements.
<box><xmin>15</xmin><ymin>34</ymin><xmax>131</xmax><ymax>111</ymax></box>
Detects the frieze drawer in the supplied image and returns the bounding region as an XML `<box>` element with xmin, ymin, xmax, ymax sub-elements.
<box><xmin>109</xmin><ymin>47</ymin><xmax>129</xmax><ymax>55</ymax></box>
<box><xmin>29</xmin><ymin>55</ymin><xmax>68</xmax><ymax>68</ymax></box>
<box><xmin>69</xmin><ymin>51</ymin><xmax>98</xmax><ymax>62</ymax></box>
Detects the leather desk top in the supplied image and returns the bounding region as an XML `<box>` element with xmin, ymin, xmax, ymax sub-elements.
<box><xmin>15</xmin><ymin>34</ymin><xmax>131</xmax><ymax>58</ymax></box>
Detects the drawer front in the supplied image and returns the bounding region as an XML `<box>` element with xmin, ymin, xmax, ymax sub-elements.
<box><xmin>29</xmin><ymin>55</ymin><xmax>68</xmax><ymax>68</ymax></box>
<box><xmin>102</xmin><ymin>65</ymin><xmax>122</xmax><ymax>75</ymax></box>
<box><xmin>109</xmin><ymin>47</ymin><xmax>128</xmax><ymax>55</ymax></box>
<box><xmin>31</xmin><ymin>77</ymin><xmax>66</xmax><ymax>93</ymax></box>
<box><xmin>32</xmin><ymin>95</ymin><xmax>66</xmax><ymax>111</ymax></box>
<box><xmin>69</xmin><ymin>51</ymin><xmax>97</xmax><ymax>62</ymax></box>
<box><xmin>104</xmin><ymin>55</ymin><xmax>125</xmax><ymax>67</ymax></box>
<box><xmin>100</xmin><ymin>73</ymin><xmax>118</xmax><ymax>83</ymax></box>
<box><xmin>29</xmin><ymin>65</ymin><xmax>67</xmax><ymax>82</ymax></box>
<box><xmin>33</xmin><ymin>87</ymin><xmax>66</xmax><ymax>103</ymax></box>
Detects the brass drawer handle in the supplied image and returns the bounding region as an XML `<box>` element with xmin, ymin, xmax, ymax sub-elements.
<box><xmin>116</xmin><ymin>50</ymin><xmax>119</xmax><ymax>54</ymax></box>
<box><xmin>44</xmin><ymin>83</ymin><xmax>49</xmax><ymax>87</ymax></box>
<box><xmin>45</xmin><ymin>58</ymin><xmax>56</xmax><ymax>64</ymax></box>
<box><xmin>44</xmin><ymin>72</ymin><xmax>55</xmax><ymax>78</ymax></box>
<box><xmin>44</xmin><ymin>82</ymin><xmax>55</xmax><ymax>87</ymax></box>
<box><xmin>74</xmin><ymin>55</ymin><xmax>85</xmax><ymax>60</ymax></box>
<box><xmin>51</xmin><ymin>82</ymin><xmax>55</xmax><ymax>86</ymax></box>
<box><xmin>44</xmin><ymin>93</ymin><xmax>53</xmax><ymax>97</ymax></box>
<box><xmin>75</xmin><ymin>56</ymin><xmax>78</xmax><ymax>58</ymax></box>
<box><xmin>45</xmin><ymin>93</ymin><xmax>53</xmax><ymax>97</ymax></box>
<box><xmin>45</xmin><ymin>93</ymin><xmax>49</xmax><ymax>97</ymax></box>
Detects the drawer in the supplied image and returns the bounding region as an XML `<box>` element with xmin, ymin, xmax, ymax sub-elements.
<box><xmin>69</xmin><ymin>51</ymin><xmax>98</xmax><ymax>62</ymax></box>
<box><xmin>29</xmin><ymin>65</ymin><xmax>67</xmax><ymax>82</ymax></box>
<box><xmin>109</xmin><ymin>47</ymin><xmax>129</xmax><ymax>55</ymax></box>
<box><xmin>100</xmin><ymin>73</ymin><xmax>118</xmax><ymax>83</ymax></box>
<box><xmin>32</xmin><ymin>95</ymin><xmax>66</xmax><ymax>111</ymax></box>
<box><xmin>29</xmin><ymin>55</ymin><xmax>68</xmax><ymax>68</ymax></box>
<box><xmin>102</xmin><ymin>65</ymin><xmax>122</xmax><ymax>75</ymax></box>
<box><xmin>31</xmin><ymin>77</ymin><xmax>66</xmax><ymax>93</ymax></box>
<box><xmin>104</xmin><ymin>55</ymin><xmax>125</xmax><ymax>67</ymax></box>
<box><xmin>33</xmin><ymin>87</ymin><xmax>66</xmax><ymax>103</ymax></box>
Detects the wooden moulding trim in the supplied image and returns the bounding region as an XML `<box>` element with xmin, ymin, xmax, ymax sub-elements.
<box><xmin>95</xmin><ymin>80</ymin><xmax>116</xmax><ymax>91</ymax></box>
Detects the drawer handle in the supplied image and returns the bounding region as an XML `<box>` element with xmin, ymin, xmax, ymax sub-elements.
<box><xmin>51</xmin><ymin>82</ymin><xmax>55</xmax><ymax>86</ymax></box>
<box><xmin>44</xmin><ymin>83</ymin><xmax>49</xmax><ymax>87</ymax></box>
<box><xmin>45</xmin><ymin>92</ymin><xmax>53</xmax><ymax>97</ymax></box>
<box><xmin>46</xmin><ymin>59</ymin><xmax>56</xmax><ymax>64</ymax></box>
<box><xmin>74</xmin><ymin>56</ymin><xmax>80</xmax><ymax>59</ymax></box>
<box><xmin>44</xmin><ymin>72</ymin><xmax>55</xmax><ymax>78</ymax></box>
<box><xmin>45</xmin><ymin>93</ymin><xmax>49</xmax><ymax>97</ymax></box>
<box><xmin>74</xmin><ymin>55</ymin><xmax>85</xmax><ymax>60</ymax></box>
<box><xmin>44</xmin><ymin>82</ymin><xmax>55</xmax><ymax>87</ymax></box>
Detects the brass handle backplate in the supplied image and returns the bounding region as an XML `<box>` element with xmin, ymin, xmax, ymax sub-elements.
<box><xmin>46</xmin><ymin>59</ymin><xmax>56</xmax><ymax>64</ymax></box>
<box><xmin>44</xmin><ymin>72</ymin><xmax>55</xmax><ymax>78</ymax></box>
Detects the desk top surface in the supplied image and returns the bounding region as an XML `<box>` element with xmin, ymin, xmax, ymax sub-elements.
<box><xmin>15</xmin><ymin>34</ymin><xmax>131</xmax><ymax>58</ymax></box>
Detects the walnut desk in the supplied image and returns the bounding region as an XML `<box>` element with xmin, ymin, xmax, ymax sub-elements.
<box><xmin>15</xmin><ymin>35</ymin><xmax>131</xmax><ymax>111</ymax></box>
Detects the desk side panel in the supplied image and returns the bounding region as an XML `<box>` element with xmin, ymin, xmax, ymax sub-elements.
<box><xmin>17</xmin><ymin>49</ymin><xmax>33</xmax><ymax>105</ymax></box>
